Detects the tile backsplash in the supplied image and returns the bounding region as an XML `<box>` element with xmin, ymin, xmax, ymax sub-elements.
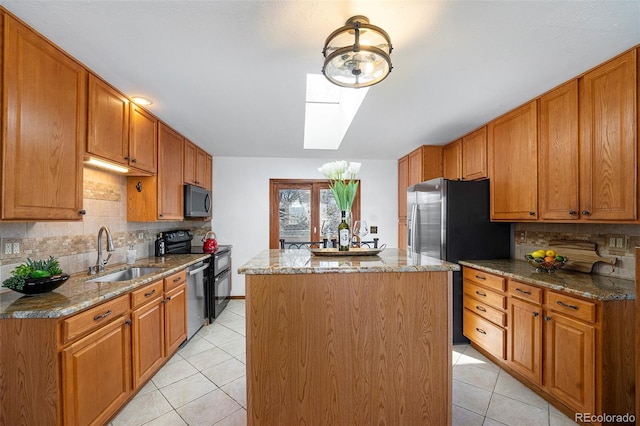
<box><xmin>0</xmin><ymin>166</ymin><xmax>211</xmax><ymax>291</ymax></box>
<box><xmin>514</xmin><ymin>222</ymin><xmax>639</xmax><ymax>280</ymax></box>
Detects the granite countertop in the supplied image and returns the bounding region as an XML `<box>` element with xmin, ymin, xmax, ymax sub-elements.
<box><xmin>459</xmin><ymin>259</ymin><xmax>635</xmax><ymax>301</ymax></box>
<box><xmin>238</xmin><ymin>248</ymin><xmax>460</xmax><ymax>275</ymax></box>
<box><xmin>0</xmin><ymin>254</ymin><xmax>209</xmax><ymax>319</ymax></box>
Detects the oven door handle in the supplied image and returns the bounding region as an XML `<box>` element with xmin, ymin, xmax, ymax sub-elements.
<box><xmin>215</xmin><ymin>269</ymin><xmax>231</xmax><ymax>281</ymax></box>
<box><xmin>187</xmin><ymin>263</ymin><xmax>210</xmax><ymax>275</ymax></box>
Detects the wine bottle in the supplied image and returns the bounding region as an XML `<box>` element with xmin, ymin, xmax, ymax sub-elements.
<box><xmin>338</xmin><ymin>211</ymin><xmax>350</xmax><ymax>251</ymax></box>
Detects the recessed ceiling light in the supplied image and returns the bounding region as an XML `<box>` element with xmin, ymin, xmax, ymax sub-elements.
<box><xmin>131</xmin><ymin>96</ymin><xmax>153</xmax><ymax>106</ymax></box>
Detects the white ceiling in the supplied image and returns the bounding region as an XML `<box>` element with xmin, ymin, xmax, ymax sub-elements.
<box><xmin>1</xmin><ymin>1</ymin><xmax>639</xmax><ymax>160</ymax></box>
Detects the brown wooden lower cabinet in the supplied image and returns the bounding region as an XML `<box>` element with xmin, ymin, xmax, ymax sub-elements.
<box><xmin>0</xmin><ymin>270</ymin><xmax>188</xmax><ymax>426</ymax></box>
<box><xmin>463</xmin><ymin>267</ymin><xmax>634</xmax><ymax>422</ymax></box>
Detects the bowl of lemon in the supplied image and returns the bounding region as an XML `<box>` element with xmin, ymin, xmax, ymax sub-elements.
<box><xmin>525</xmin><ymin>249</ymin><xmax>567</xmax><ymax>273</ymax></box>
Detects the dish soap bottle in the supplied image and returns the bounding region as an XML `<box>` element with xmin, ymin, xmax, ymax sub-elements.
<box><xmin>338</xmin><ymin>211</ymin><xmax>350</xmax><ymax>251</ymax></box>
<box><xmin>155</xmin><ymin>233</ymin><xmax>165</xmax><ymax>257</ymax></box>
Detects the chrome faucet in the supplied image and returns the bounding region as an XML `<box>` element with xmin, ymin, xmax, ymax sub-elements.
<box><xmin>90</xmin><ymin>226</ymin><xmax>115</xmax><ymax>274</ymax></box>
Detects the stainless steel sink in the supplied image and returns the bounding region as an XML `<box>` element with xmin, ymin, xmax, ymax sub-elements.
<box><xmin>87</xmin><ymin>267</ymin><xmax>164</xmax><ymax>283</ymax></box>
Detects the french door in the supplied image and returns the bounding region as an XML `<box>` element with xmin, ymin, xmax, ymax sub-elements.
<box><xmin>269</xmin><ymin>179</ymin><xmax>360</xmax><ymax>249</ymax></box>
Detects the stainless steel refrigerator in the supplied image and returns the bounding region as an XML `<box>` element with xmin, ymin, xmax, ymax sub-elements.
<box><xmin>407</xmin><ymin>178</ymin><xmax>512</xmax><ymax>343</ymax></box>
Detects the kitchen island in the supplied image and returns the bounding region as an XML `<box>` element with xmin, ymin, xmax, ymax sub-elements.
<box><xmin>238</xmin><ymin>248</ymin><xmax>459</xmax><ymax>426</ymax></box>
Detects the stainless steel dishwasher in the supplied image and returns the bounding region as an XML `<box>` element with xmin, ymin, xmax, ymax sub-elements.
<box><xmin>185</xmin><ymin>261</ymin><xmax>209</xmax><ymax>340</ymax></box>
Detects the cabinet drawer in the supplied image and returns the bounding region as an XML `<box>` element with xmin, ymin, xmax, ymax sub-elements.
<box><xmin>464</xmin><ymin>281</ymin><xmax>506</xmax><ymax>310</ymax></box>
<box><xmin>545</xmin><ymin>291</ymin><xmax>596</xmax><ymax>323</ymax></box>
<box><xmin>508</xmin><ymin>280</ymin><xmax>543</xmax><ymax>305</ymax></box>
<box><xmin>61</xmin><ymin>294</ymin><xmax>130</xmax><ymax>343</ymax></box>
<box><xmin>463</xmin><ymin>310</ymin><xmax>506</xmax><ymax>360</ymax></box>
<box><xmin>164</xmin><ymin>270</ymin><xmax>186</xmax><ymax>292</ymax></box>
<box><xmin>131</xmin><ymin>280</ymin><xmax>163</xmax><ymax>309</ymax></box>
<box><xmin>463</xmin><ymin>268</ymin><xmax>505</xmax><ymax>291</ymax></box>
<box><xmin>463</xmin><ymin>296</ymin><xmax>506</xmax><ymax>326</ymax></box>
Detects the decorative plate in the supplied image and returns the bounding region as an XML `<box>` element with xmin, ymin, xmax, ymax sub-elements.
<box><xmin>309</xmin><ymin>247</ymin><xmax>385</xmax><ymax>257</ymax></box>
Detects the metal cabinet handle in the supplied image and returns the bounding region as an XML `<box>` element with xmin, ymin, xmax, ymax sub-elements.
<box><xmin>516</xmin><ymin>288</ymin><xmax>532</xmax><ymax>295</ymax></box>
<box><xmin>475</xmin><ymin>275</ymin><xmax>486</xmax><ymax>280</ymax></box>
<box><xmin>545</xmin><ymin>316</ymin><xmax>551</xmax><ymax>321</ymax></box>
<box><xmin>557</xmin><ymin>300</ymin><xmax>579</xmax><ymax>310</ymax></box>
<box><xmin>532</xmin><ymin>312</ymin><xmax>539</xmax><ymax>317</ymax></box>
<box><xmin>125</xmin><ymin>319</ymin><xmax>132</xmax><ymax>326</ymax></box>
<box><xmin>165</xmin><ymin>296</ymin><xmax>172</xmax><ymax>301</ymax></box>
<box><xmin>93</xmin><ymin>310</ymin><xmax>112</xmax><ymax>321</ymax></box>
<box><xmin>78</xmin><ymin>210</ymin><xmax>87</xmax><ymax>215</ymax></box>
<box><xmin>132</xmin><ymin>158</ymin><xmax>137</xmax><ymax>163</ymax></box>
<box><xmin>569</xmin><ymin>210</ymin><xmax>576</xmax><ymax>215</ymax></box>
<box><xmin>475</xmin><ymin>291</ymin><xmax>486</xmax><ymax>297</ymax></box>
<box><xmin>475</xmin><ymin>328</ymin><xmax>487</xmax><ymax>335</ymax></box>
<box><xmin>582</xmin><ymin>210</ymin><xmax>590</xmax><ymax>216</ymax></box>
<box><xmin>173</xmin><ymin>277</ymin><xmax>182</xmax><ymax>283</ymax></box>
<box><xmin>124</xmin><ymin>156</ymin><xmax>130</xmax><ymax>160</ymax></box>
<box><xmin>529</xmin><ymin>211</ymin><xmax>535</xmax><ymax>216</ymax></box>
<box><xmin>475</xmin><ymin>306</ymin><xmax>486</xmax><ymax>312</ymax></box>
<box><xmin>144</xmin><ymin>289</ymin><xmax>156</xmax><ymax>298</ymax></box>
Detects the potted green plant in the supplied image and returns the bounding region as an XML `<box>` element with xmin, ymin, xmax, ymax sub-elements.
<box><xmin>2</xmin><ymin>256</ymin><xmax>69</xmax><ymax>295</ymax></box>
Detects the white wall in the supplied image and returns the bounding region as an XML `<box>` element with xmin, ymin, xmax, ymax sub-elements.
<box><xmin>212</xmin><ymin>157</ymin><xmax>398</xmax><ymax>296</ymax></box>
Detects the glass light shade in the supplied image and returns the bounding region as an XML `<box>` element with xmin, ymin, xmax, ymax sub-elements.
<box><xmin>322</xmin><ymin>16</ymin><xmax>393</xmax><ymax>88</ymax></box>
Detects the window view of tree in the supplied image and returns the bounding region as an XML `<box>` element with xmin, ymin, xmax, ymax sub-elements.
<box><xmin>269</xmin><ymin>179</ymin><xmax>360</xmax><ymax>248</ymax></box>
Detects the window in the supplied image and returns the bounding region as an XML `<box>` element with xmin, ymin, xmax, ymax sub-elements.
<box><xmin>269</xmin><ymin>179</ymin><xmax>361</xmax><ymax>248</ymax></box>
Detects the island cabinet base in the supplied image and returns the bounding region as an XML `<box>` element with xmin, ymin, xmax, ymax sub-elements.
<box><xmin>245</xmin><ymin>271</ymin><xmax>453</xmax><ymax>426</ymax></box>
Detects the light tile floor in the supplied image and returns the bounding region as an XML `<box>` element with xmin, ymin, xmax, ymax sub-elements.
<box><xmin>112</xmin><ymin>299</ymin><xmax>579</xmax><ymax>426</ymax></box>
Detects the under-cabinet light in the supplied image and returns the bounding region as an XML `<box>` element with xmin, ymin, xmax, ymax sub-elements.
<box><xmin>85</xmin><ymin>157</ymin><xmax>129</xmax><ymax>174</ymax></box>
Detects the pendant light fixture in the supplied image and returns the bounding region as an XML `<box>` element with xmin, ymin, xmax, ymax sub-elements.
<box><xmin>322</xmin><ymin>15</ymin><xmax>393</xmax><ymax>88</ymax></box>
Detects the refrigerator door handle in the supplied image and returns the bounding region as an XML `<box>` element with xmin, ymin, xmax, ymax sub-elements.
<box><xmin>409</xmin><ymin>203</ymin><xmax>418</xmax><ymax>253</ymax></box>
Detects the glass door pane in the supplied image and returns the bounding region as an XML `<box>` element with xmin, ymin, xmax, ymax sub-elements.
<box><xmin>278</xmin><ymin>189</ymin><xmax>311</xmax><ymax>243</ymax></box>
<box><xmin>320</xmin><ymin>188</ymin><xmax>340</xmax><ymax>242</ymax></box>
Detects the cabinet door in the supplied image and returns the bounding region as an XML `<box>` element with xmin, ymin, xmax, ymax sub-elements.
<box><xmin>61</xmin><ymin>316</ymin><xmax>131</xmax><ymax>426</ymax></box>
<box><xmin>579</xmin><ymin>50</ymin><xmax>637</xmax><ymax>221</ymax></box>
<box><xmin>195</xmin><ymin>148</ymin><xmax>208</xmax><ymax>187</ymax></box>
<box><xmin>544</xmin><ymin>311</ymin><xmax>595</xmax><ymax>414</ymax></box>
<box><xmin>3</xmin><ymin>16</ymin><xmax>86</xmax><ymax>220</ymax></box>
<box><xmin>508</xmin><ymin>297</ymin><xmax>542</xmax><ymax>384</ymax></box>
<box><xmin>184</xmin><ymin>139</ymin><xmax>198</xmax><ymax>185</ymax></box>
<box><xmin>398</xmin><ymin>156</ymin><xmax>408</xmax><ymax>219</ymax></box>
<box><xmin>129</xmin><ymin>103</ymin><xmax>158</xmax><ymax>174</ymax></box>
<box><xmin>462</xmin><ymin>127</ymin><xmax>488</xmax><ymax>181</ymax></box>
<box><xmin>164</xmin><ymin>284</ymin><xmax>187</xmax><ymax>355</ymax></box>
<box><xmin>408</xmin><ymin>148</ymin><xmax>423</xmax><ymax>186</ymax></box>
<box><xmin>157</xmin><ymin>123</ymin><xmax>184</xmax><ymax>220</ymax></box>
<box><xmin>87</xmin><ymin>74</ymin><xmax>129</xmax><ymax>166</ymax></box>
<box><xmin>443</xmin><ymin>140</ymin><xmax>462</xmax><ymax>180</ymax></box>
<box><xmin>488</xmin><ymin>101</ymin><xmax>538</xmax><ymax>220</ymax></box>
<box><xmin>204</xmin><ymin>153</ymin><xmax>213</xmax><ymax>192</ymax></box>
<box><xmin>398</xmin><ymin>218</ymin><xmax>406</xmax><ymax>251</ymax></box>
<box><xmin>131</xmin><ymin>295</ymin><xmax>165</xmax><ymax>389</ymax></box>
<box><xmin>538</xmin><ymin>80</ymin><xmax>579</xmax><ymax>220</ymax></box>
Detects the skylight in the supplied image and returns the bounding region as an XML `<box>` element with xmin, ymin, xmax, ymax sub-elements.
<box><xmin>303</xmin><ymin>74</ymin><xmax>369</xmax><ymax>150</ymax></box>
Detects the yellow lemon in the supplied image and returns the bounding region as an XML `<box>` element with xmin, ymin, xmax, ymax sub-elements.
<box><xmin>532</xmin><ymin>250</ymin><xmax>546</xmax><ymax>258</ymax></box>
<box><xmin>545</xmin><ymin>249</ymin><xmax>556</xmax><ymax>258</ymax></box>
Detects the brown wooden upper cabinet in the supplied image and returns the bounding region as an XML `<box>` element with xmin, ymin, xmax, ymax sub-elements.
<box><xmin>488</xmin><ymin>101</ymin><xmax>538</xmax><ymax>221</ymax></box>
<box><xmin>129</xmin><ymin>103</ymin><xmax>158</xmax><ymax>174</ymax></box>
<box><xmin>538</xmin><ymin>80</ymin><xmax>580</xmax><ymax>221</ymax></box>
<box><xmin>443</xmin><ymin>139</ymin><xmax>462</xmax><ymax>180</ymax></box>
<box><xmin>2</xmin><ymin>14</ymin><xmax>86</xmax><ymax>220</ymax></box>
<box><xmin>88</xmin><ymin>74</ymin><xmax>158</xmax><ymax>175</ymax></box>
<box><xmin>184</xmin><ymin>139</ymin><xmax>210</xmax><ymax>188</ymax></box>
<box><xmin>397</xmin><ymin>155</ymin><xmax>409</xmax><ymax>250</ymax></box>
<box><xmin>127</xmin><ymin>123</ymin><xmax>184</xmax><ymax>221</ymax></box>
<box><xmin>408</xmin><ymin>145</ymin><xmax>443</xmax><ymax>186</ymax></box>
<box><xmin>578</xmin><ymin>49</ymin><xmax>637</xmax><ymax>221</ymax></box>
<box><xmin>462</xmin><ymin>127</ymin><xmax>488</xmax><ymax>180</ymax></box>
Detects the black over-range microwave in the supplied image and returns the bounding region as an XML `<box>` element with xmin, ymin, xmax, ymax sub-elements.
<box><xmin>184</xmin><ymin>184</ymin><xmax>212</xmax><ymax>218</ymax></box>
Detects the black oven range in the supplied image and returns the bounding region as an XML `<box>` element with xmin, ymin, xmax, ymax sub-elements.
<box><xmin>163</xmin><ymin>229</ymin><xmax>231</xmax><ymax>325</ymax></box>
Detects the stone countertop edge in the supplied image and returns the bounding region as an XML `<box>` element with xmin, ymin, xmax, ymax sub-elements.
<box><xmin>237</xmin><ymin>248</ymin><xmax>460</xmax><ymax>275</ymax></box>
<box><xmin>459</xmin><ymin>259</ymin><xmax>635</xmax><ymax>301</ymax></box>
<box><xmin>0</xmin><ymin>254</ymin><xmax>210</xmax><ymax>319</ymax></box>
